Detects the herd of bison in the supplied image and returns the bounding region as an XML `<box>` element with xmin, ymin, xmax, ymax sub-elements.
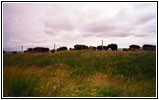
<box><xmin>3</xmin><ymin>44</ymin><xmax>156</xmax><ymax>54</ymax></box>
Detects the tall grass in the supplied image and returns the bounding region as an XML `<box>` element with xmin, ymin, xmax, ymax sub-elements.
<box><xmin>3</xmin><ymin>50</ymin><xmax>156</xmax><ymax>97</ymax></box>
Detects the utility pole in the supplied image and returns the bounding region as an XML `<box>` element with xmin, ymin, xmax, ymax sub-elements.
<box><xmin>102</xmin><ymin>40</ymin><xmax>103</xmax><ymax>51</ymax></box>
<box><xmin>21</xmin><ymin>45</ymin><xmax>23</xmax><ymax>53</ymax></box>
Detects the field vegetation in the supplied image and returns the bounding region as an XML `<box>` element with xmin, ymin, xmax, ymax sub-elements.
<box><xmin>3</xmin><ymin>50</ymin><xmax>156</xmax><ymax>97</ymax></box>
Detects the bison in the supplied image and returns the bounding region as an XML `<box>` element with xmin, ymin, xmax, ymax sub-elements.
<box><xmin>27</xmin><ymin>48</ymin><xmax>33</xmax><ymax>52</ymax></box>
<box><xmin>74</xmin><ymin>44</ymin><xmax>88</xmax><ymax>50</ymax></box>
<box><xmin>143</xmin><ymin>44</ymin><xmax>156</xmax><ymax>51</ymax></box>
<box><xmin>107</xmin><ymin>44</ymin><xmax>118</xmax><ymax>51</ymax></box>
<box><xmin>89</xmin><ymin>46</ymin><xmax>96</xmax><ymax>50</ymax></box>
<box><xmin>69</xmin><ymin>48</ymin><xmax>74</xmax><ymax>50</ymax></box>
<box><xmin>129</xmin><ymin>45</ymin><xmax>140</xmax><ymax>50</ymax></box>
<box><xmin>26</xmin><ymin>47</ymin><xmax>49</xmax><ymax>53</ymax></box>
<box><xmin>33</xmin><ymin>47</ymin><xmax>49</xmax><ymax>53</ymax></box>
<box><xmin>97</xmin><ymin>45</ymin><xmax>108</xmax><ymax>50</ymax></box>
<box><xmin>123</xmin><ymin>48</ymin><xmax>129</xmax><ymax>51</ymax></box>
<box><xmin>57</xmin><ymin>46</ymin><xmax>68</xmax><ymax>51</ymax></box>
<box><xmin>12</xmin><ymin>51</ymin><xmax>17</xmax><ymax>54</ymax></box>
<box><xmin>51</xmin><ymin>49</ymin><xmax>56</xmax><ymax>53</ymax></box>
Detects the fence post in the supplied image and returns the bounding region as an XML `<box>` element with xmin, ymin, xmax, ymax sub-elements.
<box><xmin>21</xmin><ymin>45</ymin><xmax>23</xmax><ymax>53</ymax></box>
<box><xmin>102</xmin><ymin>40</ymin><xmax>103</xmax><ymax>51</ymax></box>
<box><xmin>54</xmin><ymin>43</ymin><xmax>56</xmax><ymax>53</ymax></box>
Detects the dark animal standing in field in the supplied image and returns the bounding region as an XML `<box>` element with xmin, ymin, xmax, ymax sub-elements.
<box><xmin>3</xmin><ymin>51</ymin><xmax>5</xmax><ymax>54</ymax></box>
<box><xmin>12</xmin><ymin>51</ymin><xmax>17</xmax><ymax>54</ymax></box>
<box><xmin>27</xmin><ymin>47</ymin><xmax>49</xmax><ymax>53</ymax></box>
<box><xmin>74</xmin><ymin>44</ymin><xmax>88</xmax><ymax>50</ymax></box>
<box><xmin>89</xmin><ymin>46</ymin><xmax>96</xmax><ymax>50</ymax></box>
<box><xmin>97</xmin><ymin>45</ymin><xmax>108</xmax><ymax>50</ymax></box>
<box><xmin>24</xmin><ymin>51</ymin><xmax>27</xmax><ymax>53</ymax></box>
<box><xmin>27</xmin><ymin>48</ymin><xmax>33</xmax><ymax>52</ymax></box>
<box><xmin>57</xmin><ymin>46</ymin><xmax>68</xmax><ymax>51</ymax></box>
<box><xmin>143</xmin><ymin>44</ymin><xmax>156</xmax><ymax>51</ymax></box>
<box><xmin>69</xmin><ymin>48</ymin><xmax>74</xmax><ymax>50</ymax></box>
<box><xmin>33</xmin><ymin>47</ymin><xmax>49</xmax><ymax>53</ymax></box>
<box><xmin>51</xmin><ymin>49</ymin><xmax>56</xmax><ymax>53</ymax></box>
<box><xmin>107</xmin><ymin>44</ymin><xmax>118</xmax><ymax>51</ymax></box>
<box><xmin>123</xmin><ymin>48</ymin><xmax>129</xmax><ymax>51</ymax></box>
<box><xmin>97</xmin><ymin>46</ymin><xmax>103</xmax><ymax>50</ymax></box>
<box><xmin>129</xmin><ymin>45</ymin><xmax>140</xmax><ymax>50</ymax></box>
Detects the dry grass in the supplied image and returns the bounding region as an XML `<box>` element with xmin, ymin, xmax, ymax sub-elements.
<box><xmin>3</xmin><ymin>50</ymin><xmax>156</xmax><ymax>97</ymax></box>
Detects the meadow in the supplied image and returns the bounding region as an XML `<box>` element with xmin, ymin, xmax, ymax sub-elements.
<box><xmin>3</xmin><ymin>50</ymin><xmax>156</xmax><ymax>97</ymax></box>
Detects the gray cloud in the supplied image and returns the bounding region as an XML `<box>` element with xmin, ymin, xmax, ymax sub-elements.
<box><xmin>3</xmin><ymin>2</ymin><xmax>157</xmax><ymax>51</ymax></box>
<box><xmin>44</xmin><ymin>19</ymin><xmax>75</xmax><ymax>33</ymax></box>
<box><xmin>80</xmin><ymin>3</ymin><xmax>156</xmax><ymax>38</ymax></box>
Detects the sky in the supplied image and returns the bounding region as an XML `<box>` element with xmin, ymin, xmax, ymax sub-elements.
<box><xmin>3</xmin><ymin>2</ymin><xmax>157</xmax><ymax>51</ymax></box>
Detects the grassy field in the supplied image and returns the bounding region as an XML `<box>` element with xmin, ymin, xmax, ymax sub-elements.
<box><xmin>3</xmin><ymin>50</ymin><xmax>156</xmax><ymax>97</ymax></box>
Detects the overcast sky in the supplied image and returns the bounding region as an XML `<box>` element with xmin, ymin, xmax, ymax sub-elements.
<box><xmin>3</xmin><ymin>2</ymin><xmax>157</xmax><ymax>51</ymax></box>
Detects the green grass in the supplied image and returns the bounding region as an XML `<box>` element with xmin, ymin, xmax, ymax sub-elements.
<box><xmin>3</xmin><ymin>50</ymin><xmax>156</xmax><ymax>97</ymax></box>
<box><xmin>96</xmin><ymin>86</ymin><xmax>120</xmax><ymax>97</ymax></box>
<box><xmin>3</xmin><ymin>68</ymin><xmax>40</xmax><ymax>97</ymax></box>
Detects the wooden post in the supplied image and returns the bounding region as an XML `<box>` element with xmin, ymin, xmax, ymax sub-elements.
<box><xmin>21</xmin><ymin>45</ymin><xmax>23</xmax><ymax>53</ymax></box>
<box><xmin>54</xmin><ymin>43</ymin><xmax>56</xmax><ymax>52</ymax></box>
<box><xmin>102</xmin><ymin>40</ymin><xmax>103</xmax><ymax>51</ymax></box>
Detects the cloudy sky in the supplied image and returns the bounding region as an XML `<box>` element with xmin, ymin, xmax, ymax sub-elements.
<box><xmin>3</xmin><ymin>2</ymin><xmax>157</xmax><ymax>51</ymax></box>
